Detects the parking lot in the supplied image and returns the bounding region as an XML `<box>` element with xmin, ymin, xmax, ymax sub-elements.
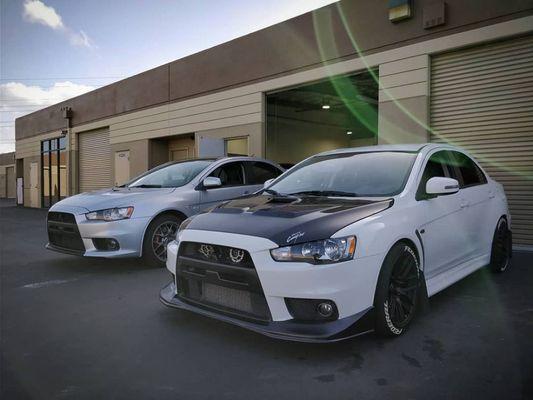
<box><xmin>1</xmin><ymin>198</ymin><xmax>532</xmax><ymax>400</ymax></box>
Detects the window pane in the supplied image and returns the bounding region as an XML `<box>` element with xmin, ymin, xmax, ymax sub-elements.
<box><xmin>51</xmin><ymin>151</ymin><xmax>59</xmax><ymax>203</ymax></box>
<box><xmin>42</xmin><ymin>153</ymin><xmax>50</xmax><ymax>207</ymax></box>
<box><xmin>128</xmin><ymin>160</ymin><xmax>214</xmax><ymax>188</ymax></box>
<box><xmin>269</xmin><ymin>152</ymin><xmax>416</xmax><ymax>197</ymax></box>
<box><xmin>50</xmin><ymin>139</ymin><xmax>57</xmax><ymax>151</ymax></box>
<box><xmin>59</xmin><ymin>136</ymin><xmax>66</xmax><ymax>150</ymax></box>
<box><xmin>42</xmin><ymin>140</ymin><xmax>49</xmax><ymax>153</ymax></box>
<box><xmin>417</xmin><ymin>151</ymin><xmax>448</xmax><ymax>198</ymax></box>
<box><xmin>210</xmin><ymin>162</ymin><xmax>244</xmax><ymax>186</ymax></box>
<box><xmin>451</xmin><ymin>152</ymin><xmax>485</xmax><ymax>187</ymax></box>
<box><xmin>248</xmin><ymin>162</ymin><xmax>282</xmax><ymax>185</ymax></box>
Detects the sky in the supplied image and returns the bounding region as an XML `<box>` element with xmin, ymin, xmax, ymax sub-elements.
<box><xmin>0</xmin><ymin>0</ymin><xmax>337</xmax><ymax>153</ymax></box>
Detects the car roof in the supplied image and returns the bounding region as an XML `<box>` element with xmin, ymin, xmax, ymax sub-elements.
<box><xmin>315</xmin><ymin>143</ymin><xmax>466</xmax><ymax>156</ymax></box>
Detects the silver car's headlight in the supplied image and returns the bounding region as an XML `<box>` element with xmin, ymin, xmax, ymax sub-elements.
<box><xmin>270</xmin><ymin>236</ymin><xmax>356</xmax><ymax>264</ymax></box>
<box><xmin>85</xmin><ymin>207</ymin><xmax>134</xmax><ymax>221</ymax></box>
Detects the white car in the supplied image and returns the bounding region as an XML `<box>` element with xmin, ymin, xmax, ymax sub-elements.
<box><xmin>161</xmin><ymin>144</ymin><xmax>512</xmax><ymax>342</ymax></box>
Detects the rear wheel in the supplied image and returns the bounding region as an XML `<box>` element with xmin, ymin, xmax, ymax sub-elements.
<box><xmin>489</xmin><ymin>218</ymin><xmax>511</xmax><ymax>273</ymax></box>
<box><xmin>374</xmin><ymin>243</ymin><xmax>420</xmax><ymax>337</ymax></box>
<box><xmin>142</xmin><ymin>214</ymin><xmax>182</xmax><ymax>267</ymax></box>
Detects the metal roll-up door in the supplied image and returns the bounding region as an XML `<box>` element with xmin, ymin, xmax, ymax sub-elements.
<box><xmin>430</xmin><ymin>35</ymin><xmax>533</xmax><ymax>247</ymax></box>
<box><xmin>78</xmin><ymin>128</ymin><xmax>112</xmax><ymax>192</ymax></box>
<box><xmin>6</xmin><ymin>166</ymin><xmax>15</xmax><ymax>198</ymax></box>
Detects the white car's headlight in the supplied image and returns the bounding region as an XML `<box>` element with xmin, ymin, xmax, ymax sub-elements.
<box><xmin>85</xmin><ymin>207</ymin><xmax>134</xmax><ymax>221</ymax></box>
<box><xmin>270</xmin><ymin>236</ymin><xmax>356</xmax><ymax>264</ymax></box>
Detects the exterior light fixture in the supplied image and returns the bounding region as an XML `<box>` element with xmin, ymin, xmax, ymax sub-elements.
<box><xmin>388</xmin><ymin>0</ymin><xmax>412</xmax><ymax>22</ymax></box>
<box><xmin>322</xmin><ymin>104</ymin><xmax>330</xmax><ymax>110</ymax></box>
<box><xmin>346</xmin><ymin>131</ymin><xmax>353</xmax><ymax>135</ymax></box>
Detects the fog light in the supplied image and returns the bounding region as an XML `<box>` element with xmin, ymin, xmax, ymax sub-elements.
<box><xmin>93</xmin><ymin>238</ymin><xmax>120</xmax><ymax>251</ymax></box>
<box><xmin>317</xmin><ymin>302</ymin><xmax>334</xmax><ymax>317</ymax></box>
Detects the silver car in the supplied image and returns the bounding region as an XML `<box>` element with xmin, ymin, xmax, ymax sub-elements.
<box><xmin>46</xmin><ymin>157</ymin><xmax>283</xmax><ymax>266</ymax></box>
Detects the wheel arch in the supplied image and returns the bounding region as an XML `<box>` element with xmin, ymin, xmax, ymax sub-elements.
<box><xmin>139</xmin><ymin>208</ymin><xmax>188</xmax><ymax>257</ymax></box>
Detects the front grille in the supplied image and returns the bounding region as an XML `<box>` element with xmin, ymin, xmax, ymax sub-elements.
<box><xmin>47</xmin><ymin>212</ymin><xmax>85</xmax><ymax>252</ymax></box>
<box><xmin>176</xmin><ymin>241</ymin><xmax>271</xmax><ymax>322</ymax></box>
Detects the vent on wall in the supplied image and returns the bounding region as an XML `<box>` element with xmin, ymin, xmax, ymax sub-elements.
<box><xmin>423</xmin><ymin>1</ymin><xmax>446</xmax><ymax>29</ymax></box>
<box><xmin>388</xmin><ymin>0</ymin><xmax>412</xmax><ymax>22</ymax></box>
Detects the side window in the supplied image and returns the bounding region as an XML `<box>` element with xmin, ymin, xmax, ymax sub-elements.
<box><xmin>246</xmin><ymin>162</ymin><xmax>282</xmax><ymax>185</ymax></box>
<box><xmin>417</xmin><ymin>151</ymin><xmax>449</xmax><ymax>200</ymax></box>
<box><xmin>209</xmin><ymin>162</ymin><xmax>244</xmax><ymax>187</ymax></box>
<box><xmin>449</xmin><ymin>151</ymin><xmax>487</xmax><ymax>188</ymax></box>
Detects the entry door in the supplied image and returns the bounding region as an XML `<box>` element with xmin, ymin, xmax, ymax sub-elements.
<box><xmin>170</xmin><ymin>148</ymin><xmax>189</xmax><ymax>161</ymax></box>
<box><xmin>114</xmin><ymin>150</ymin><xmax>130</xmax><ymax>186</ymax></box>
<box><xmin>198</xmin><ymin>161</ymin><xmax>249</xmax><ymax>210</ymax></box>
<box><xmin>30</xmin><ymin>162</ymin><xmax>39</xmax><ymax>207</ymax></box>
<box><xmin>416</xmin><ymin>151</ymin><xmax>471</xmax><ymax>278</ymax></box>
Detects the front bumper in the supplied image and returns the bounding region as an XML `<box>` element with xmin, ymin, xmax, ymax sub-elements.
<box><xmin>160</xmin><ymin>281</ymin><xmax>374</xmax><ymax>342</ymax></box>
<box><xmin>46</xmin><ymin>207</ymin><xmax>150</xmax><ymax>258</ymax></box>
<box><xmin>162</xmin><ymin>230</ymin><xmax>385</xmax><ymax>342</ymax></box>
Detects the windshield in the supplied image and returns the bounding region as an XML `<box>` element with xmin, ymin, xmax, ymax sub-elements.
<box><xmin>268</xmin><ymin>151</ymin><xmax>417</xmax><ymax>197</ymax></box>
<box><xmin>127</xmin><ymin>160</ymin><xmax>214</xmax><ymax>188</ymax></box>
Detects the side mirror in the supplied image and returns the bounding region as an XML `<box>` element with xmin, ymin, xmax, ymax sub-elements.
<box><xmin>263</xmin><ymin>178</ymin><xmax>275</xmax><ymax>188</ymax></box>
<box><xmin>202</xmin><ymin>176</ymin><xmax>222</xmax><ymax>189</ymax></box>
<box><xmin>426</xmin><ymin>177</ymin><xmax>459</xmax><ymax>196</ymax></box>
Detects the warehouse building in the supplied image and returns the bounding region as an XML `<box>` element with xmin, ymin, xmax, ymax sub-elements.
<box><xmin>0</xmin><ymin>152</ymin><xmax>16</xmax><ymax>199</ymax></box>
<box><xmin>14</xmin><ymin>0</ymin><xmax>533</xmax><ymax>248</ymax></box>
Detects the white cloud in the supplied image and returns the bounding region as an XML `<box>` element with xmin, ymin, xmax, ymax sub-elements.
<box><xmin>23</xmin><ymin>0</ymin><xmax>63</xmax><ymax>30</ymax></box>
<box><xmin>0</xmin><ymin>81</ymin><xmax>95</xmax><ymax>153</ymax></box>
<box><xmin>22</xmin><ymin>0</ymin><xmax>95</xmax><ymax>49</ymax></box>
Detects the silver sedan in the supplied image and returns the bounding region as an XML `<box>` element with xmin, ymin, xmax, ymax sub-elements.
<box><xmin>46</xmin><ymin>157</ymin><xmax>283</xmax><ymax>266</ymax></box>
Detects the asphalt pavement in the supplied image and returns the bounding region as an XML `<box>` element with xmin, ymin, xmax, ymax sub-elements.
<box><xmin>1</xmin><ymin>199</ymin><xmax>532</xmax><ymax>400</ymax></box>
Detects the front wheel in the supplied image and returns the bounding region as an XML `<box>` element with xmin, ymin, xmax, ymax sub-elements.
<box><xmin>489</xmin><ymin>217</ymin><xmax>511</xmax><ymax>273</ymax></box>
<box><xmin>374</xmin><ymin>243</ymin><xmax>420</xmax><ymax>337</ymax></box>
<box><xmin>142</xmin><ymin>214</ymin><xmax>182</xmax><ymax>267</ymax></box>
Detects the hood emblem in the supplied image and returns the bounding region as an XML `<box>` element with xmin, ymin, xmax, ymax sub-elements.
<box><xmin>229</xmin><ymin>248</ymin><xmax>245</xmax><ymax>263</ymax></box>
<box><xmin>199</xmin><ymin>244</ymin><xmax>215</xmax><ymax>259</ymax></box>
<box><xmin>286</xmin><ymin>231</ymin><xmax>305</xmax><ymax>244</ymax></box>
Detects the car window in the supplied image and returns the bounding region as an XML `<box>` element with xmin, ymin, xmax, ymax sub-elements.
<box><xmin>269</xmin><ymin>151</ymin><xmax>417</xmax><ymax>197</ymax></box>
<box><xmin>209</xmin><ymin>162</ymin><xmax>245</xmax><ymax>186</ymax></box>
<box><xmin>128</xmin><ymin>160</ymin><xmax>214</xmax><ymax>188</ymax></box>
<box><xmin>417</xmin><ymin>151</ymin><xmax>450</xmax><ymax>199</ymax></box>
<box><xmin>449</xmin><ymin>151</ymin><xmax>487</xmax><ymax>188</ymax></box>
<box><xmin>246</xmin><ymin>162</ymin><xmax>282</xmax><ymax>185</ymax></box>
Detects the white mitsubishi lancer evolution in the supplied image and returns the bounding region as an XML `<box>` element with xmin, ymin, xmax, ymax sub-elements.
<box><xmin>160</xmin><ymin>144</ymin><xmax>512</xmax><ymax>342</ymax></box>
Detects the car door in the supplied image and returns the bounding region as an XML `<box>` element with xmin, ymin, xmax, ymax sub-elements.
<box><xmin>416</xmin><ymin>150</ymin><xmax>472</xmax><ymax>279</ymax></box>
<box><xmin>244</xmin><ymin>161</ymin><xmax>283</xmax><ymax>193</ymax></box>
<box><xmin>197</xmin><ymin>161</ymin><xmax>248</xmax><ymax>210</ymax></box>
<box><xmin>448</xmin><ymin>151</ymin><xmax>492</xmax><ymax>259</ymax></box>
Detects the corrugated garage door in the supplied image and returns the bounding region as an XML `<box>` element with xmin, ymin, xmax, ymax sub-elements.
<box><xmin>431</xmin><ymin>35</ymin><xmax>533</xmax><ymax>247</ymax></box>
<box><xmin>6</xmin><ymin>166</ymin><xmax>15</xmax><ymax>198</ymax></box>
<box><xmin>78</xmin><ymin>128</ymin><xmax>112</xmax><ymax>192</ymax></box>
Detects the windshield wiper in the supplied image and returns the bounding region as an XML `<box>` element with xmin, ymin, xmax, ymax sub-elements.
<box><xmin>263</xmin><ymin>188</ymin><xmax>287</xmax><ymax>197</ymax></box>
<box><xmin>130</xmin><ymin>184</ymin><xmax>162</xmax><ymax>188</ymax></box>
<box><xmin>288</xmin><ymin>190</ymin><xmax>358</xmax><ymax>197</ymax></box>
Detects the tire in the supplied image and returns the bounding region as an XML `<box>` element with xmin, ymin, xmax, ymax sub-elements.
<box><xmin>489</xmin><ymin>217</ymin><xmax>511</xmax><ymax>273</ymax></box>
<box><xmin>142</xmin><ymin>214</ymin><xmax>182</xmax><ymax>267</ymax></box>
<box><xmin>374</xmin><ymin>242</ymin><xmax>420</xmax><ymax>337</ymax></box>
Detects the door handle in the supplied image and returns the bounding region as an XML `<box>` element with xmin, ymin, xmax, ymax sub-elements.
<box><xmin>489</xmin><ymin>191</ymin><xmax>495</xmax><ymax>199</ymax></box>
<box><xmin>243</xmin><ymin>191</ymin><xmax>250</xmax><ymax>195</ymax></box>
<box><xmin>460</xmin><ymin>200</ymin><xmax>470</xmax><ymax>209</ymax></box>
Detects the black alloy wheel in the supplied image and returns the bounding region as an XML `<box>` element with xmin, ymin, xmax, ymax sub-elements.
<box><xmin>142</xmin><ymin>214</ymin><xmax>182</xmax><ymax>267</ymax></box>
<box><xmin>374</xmin><ymin>243</ymin><xmax>420</xmax><ymax>336</ymax></box>
<box><xmin>490</xmin><ymin>218</ymin><xmax>511</xmax><ymax>273</ymax></box>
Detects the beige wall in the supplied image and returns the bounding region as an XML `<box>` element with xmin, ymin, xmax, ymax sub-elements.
<box><xmin>23</xmin><ymin>156</ymin><xmax>39</xmax><ymax>207</ymax></box>
<box><xmin>14</xmin><ymin>17</ymin><xmax>533</xmax><ymax>206</ymax></box>
<box><xmin>378</xmin><ymin>55</ymin><xmax>430</xmax><ymax>144</ymax></box>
